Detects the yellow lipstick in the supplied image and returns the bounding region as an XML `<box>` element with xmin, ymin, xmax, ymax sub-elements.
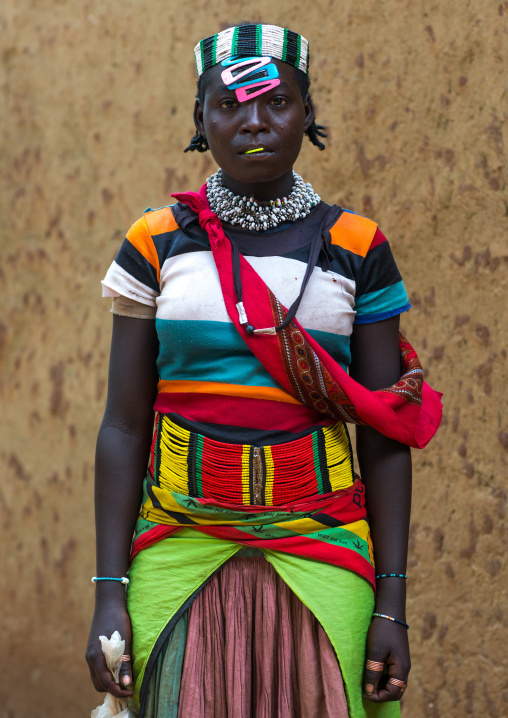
<box><xmin>245</xmin><ymin>147</ymin><xmax>265</xmax><ymax>154</ymax></box>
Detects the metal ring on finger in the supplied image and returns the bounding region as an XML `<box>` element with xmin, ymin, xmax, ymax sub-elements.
<box><xmin>365</xmin><ymin>659</ymin><xmax>384</xmax><ymax>672</ymax></box>
<box><xmin>121</xmin><ymin>654</ymin><xmax>131</xmax><ymax>662</ymax></box>
<box><xmin>387</xmin><ymin>677</ymin><xmax>407</xmax><ymax>691</ymax></box>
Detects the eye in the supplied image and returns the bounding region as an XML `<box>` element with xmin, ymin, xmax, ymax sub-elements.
<box><xmin>269</xmin><ymin>96</ymin><xmax>288</xmax><ymax>106</ymax></box>
<box><xmin>218</xmin><ymin>98</ymin><xmax>239</xmax><ymax>109</ymax></box>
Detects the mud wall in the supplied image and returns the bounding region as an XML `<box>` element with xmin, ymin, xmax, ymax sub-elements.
<box><xmin>1</xmin><ymin>1</ymin><xmax>506</xmax><ymax>716</ymax></box>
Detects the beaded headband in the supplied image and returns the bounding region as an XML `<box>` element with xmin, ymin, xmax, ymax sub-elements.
<box><xmin>194</xmin><ymin>24</ymin><xmax>309</xmax><ymax>77</ymax></box>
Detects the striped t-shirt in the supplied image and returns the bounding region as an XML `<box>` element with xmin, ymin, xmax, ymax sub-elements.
<box><xmin>102</xmin><ymin>201</ymin><xmax>410</xmax><ymax>444</ymax></box>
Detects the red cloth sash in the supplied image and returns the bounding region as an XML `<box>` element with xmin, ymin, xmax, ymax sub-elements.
<box><xmin>171</xmin><ymin>186</ymin><xmax>442</xmax><ymax>449</ymax></box>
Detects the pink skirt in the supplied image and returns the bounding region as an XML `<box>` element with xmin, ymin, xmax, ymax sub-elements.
<box><xmin>145</xmin><ymin>553</ymin><xmax>349</xmax><ymax>717</ymax></box>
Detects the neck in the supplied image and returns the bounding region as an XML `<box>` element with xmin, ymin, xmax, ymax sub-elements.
<box><xmin>219</xmin><ymin>169</ymin><xmax>295</xmax><ymax>201</ymax></box>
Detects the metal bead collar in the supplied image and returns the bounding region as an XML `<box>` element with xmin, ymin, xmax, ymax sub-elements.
<box><xmin>206</xmin><ymin>169</ymin><xmax>321</xmax><ymax>231</ymax></box>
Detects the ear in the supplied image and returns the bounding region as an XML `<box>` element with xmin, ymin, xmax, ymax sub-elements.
<box><xmin>193</xmin><ymin>98</ymin><xmax>206</xmax><ymax>137</ymax></box>
<box><xmin>303</xmin><ymin>95</ymin><xmax>316</xmax><ymax>133</ymax></box>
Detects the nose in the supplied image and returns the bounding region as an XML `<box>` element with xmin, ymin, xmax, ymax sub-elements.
<box><xmin>239</xmin><ymin>100</ymin><xmax>269</xmax><ymax>135</ymax></box>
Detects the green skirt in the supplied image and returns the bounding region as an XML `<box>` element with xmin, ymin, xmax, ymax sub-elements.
<box><xmin>127</xmin><ymin>529</ymin><xmax>400</xmax><ymax>718</ymax></box>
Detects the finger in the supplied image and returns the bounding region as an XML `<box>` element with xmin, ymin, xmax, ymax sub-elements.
<box><xmin>118</xmin><ymin>650</ymin><xmax>133</xmax><ymax>688</ymax></box>
<box><xmin>95</xmin><ymin>666</ymin><xmax>134</xmax><ymax>698</ymax></box>
<box><xmin>87</xmin><ymin>649</ymin><xmax>111</xmax><ymax>693</ymax></box>
<box><xmin>364</xmin><ymin>682</ymin><xmax>403</xmax><ymax>703</ymax></box>
<box><xmin>90</xmin><ymin>651</ymin><xmax>133</xmax><ymax>698</ymax></box>
<box><xmin>383</xmin><ymin>654</ymin><xmax>410</xmax><ymax>702</ymax></box>
<box><xmin>386</xmin><ymin>676</ymin><xmax>407</xmax><ymax>700</ymax></box>
<box><xmin>364</xmin><ymin>658</ymin><xmax>385</xmax><ymax>698</ymax></box>
<box><xmin>369</xmin><ymin>674</ymin><xmax>407</xmax><ymax>703</ymax></box>
<box><xmin>87</xmin><ymin>662</ymin><xmax>104</xmax><ymax>693</ymax></box>
<box><xmin>373</xmin><ymin>679</ymin><xmax>406</xmax><ymax>703</ymax></box>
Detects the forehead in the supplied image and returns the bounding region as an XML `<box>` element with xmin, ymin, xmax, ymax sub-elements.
<box><xmin>202</xmin><ymin>58</ymin><xmax>299</xmax><ymax>96</ymax></box>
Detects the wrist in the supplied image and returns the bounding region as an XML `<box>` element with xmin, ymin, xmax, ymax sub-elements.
<box><xmin>375</xmin><ymin>581</ymin><xmax>406</xmax><ymax>596</ymax></box>
<box><xmin>374</xmin><ymin>601</ymin><xmax>406</xmax><ymax>622</ymax></box>
<box><xmin>372</xmin><ymin>612</ymin><xmax>409</xmax><ymax>630</ymax></box>
<box><xmin>375</xmin><ymin>581</ymin><xmax>406</xmax><ymax>619</ymax></box>
<box><xmin>94</xmin><ymin>580</ymin><xmax>128</xmax><ymax>605</ymax></box>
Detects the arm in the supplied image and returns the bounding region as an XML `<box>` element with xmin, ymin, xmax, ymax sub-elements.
<box><xmin>86</xmin><ymin>314</ymin><xmax>159</xmax><ymax>698</ymax></box>
<box><xmin>349</xmin><ymin>314</ymin><xmax>412</xmax><ymax>703</ymax></box>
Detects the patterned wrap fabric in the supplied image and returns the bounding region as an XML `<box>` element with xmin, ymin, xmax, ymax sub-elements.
<box><xmin>132</xmin><ymin>477</ymin><xmax>375</xmax><ymax>586</ymax></box>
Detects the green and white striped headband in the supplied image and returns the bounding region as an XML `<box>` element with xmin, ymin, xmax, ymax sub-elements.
<box><xmin>194</xmin><ymin>24</ymin><xmax>309</xmax><ymax>77</ymax></box>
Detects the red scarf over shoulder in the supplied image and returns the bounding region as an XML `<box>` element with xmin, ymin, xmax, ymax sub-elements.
<box><xmin>171</xmin><ymin>186</ymin><xmax>442</xmax><ymax>449</ymax></box>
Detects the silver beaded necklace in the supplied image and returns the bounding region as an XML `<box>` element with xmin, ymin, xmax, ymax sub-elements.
<box><xmin>206</xmin><ymin>169</ymin><xmax>321</xmax><ymax>231</ymax></box>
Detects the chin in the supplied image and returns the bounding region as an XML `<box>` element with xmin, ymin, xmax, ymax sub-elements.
<box><xmin>226</xmin><ymin>163</ymin><xmax>289</xmax><ymax>186</ymax></box>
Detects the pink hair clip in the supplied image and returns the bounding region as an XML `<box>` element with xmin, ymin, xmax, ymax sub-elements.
<box><xmin>235</xmin><ymin>79</ymin><xmax>281</xmax><ymax>102</ymax></box>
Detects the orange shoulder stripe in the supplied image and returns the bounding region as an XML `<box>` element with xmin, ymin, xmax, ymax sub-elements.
<box><xmin>126</xmin><ymin>216</ymin><xmax>160</xmax><ymax>281</ymax></box>
<box><xmin>144</xmin><ymin>206</ymin><xmax>179</xmax><ymax>237</ymax></box>
<box><xmin>329</xmin><ymin>211</ymin><xmax>378</xmax><ymax>257</ymax></box>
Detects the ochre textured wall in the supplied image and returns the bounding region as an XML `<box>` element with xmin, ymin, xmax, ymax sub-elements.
<box><xmin>1</xmin><ymin>2</ymin><xmax>506</xmax><ymax>716</ymax></box>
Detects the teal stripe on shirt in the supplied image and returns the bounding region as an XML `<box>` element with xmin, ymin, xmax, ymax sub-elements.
<box><xmin>306</xmin><ymin>329</ymin><xmax>351</xmax><ymax>371</ymax></box>
<box><xmin>354</xmin><ymin>280</ymin><xmax>409</xmax><ymax>318</ymax></box>
<box><xmin>156</xmin><ymin>319</ymin><xmax>352</xmax><ymax>385</ymax></box>
<box><xmin>156</xmin><ymin>319</ymin><xmax>277</xmax><ymax>387</ymax></box>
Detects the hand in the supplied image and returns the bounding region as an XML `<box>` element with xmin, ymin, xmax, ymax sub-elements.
<box><xmin>85</xmin><ymin>599</ymin><xmax>134</xmax><ymax>699</ymax></box>
<box><xmin>363</xmin><ymin>616</ymin><xmax>410</xmax><ymax>702</ymax></box>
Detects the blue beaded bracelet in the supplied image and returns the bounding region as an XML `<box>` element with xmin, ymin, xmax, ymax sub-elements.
<box><xmin>372</xmin><ymin>613</ymin><xmax>409</xmax><ymax>629</ymax></box>
<box><xmin>375</xmin><ymin>573</ymin><xmax>407</xmax><ymax>580</ymax></box>
<box><xmin>91</xmin><ymin>576</ymin><xmax>129</xmax><ymax>585</ymax></box>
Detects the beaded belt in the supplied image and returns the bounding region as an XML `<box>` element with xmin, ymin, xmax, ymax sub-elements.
<box><xmin>149</xmin><ymin>414</ymin><xmax>354</xmax><ymax>506</ymax></box>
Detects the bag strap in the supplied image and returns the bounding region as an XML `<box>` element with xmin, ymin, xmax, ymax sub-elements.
<box><xmin>229</xmin><ymin>204</ymin><xmax>342</xmax><ymax>335</ymax></box>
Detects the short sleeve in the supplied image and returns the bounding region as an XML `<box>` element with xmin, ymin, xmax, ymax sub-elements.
<box><xmin>111</xmin><ymin>295</ymin><xmax>157</xmax><ymax>319</ymax></box>
<box><xmin>101</xmin><ymin>215</ymin><xmax>160</xmax><ymax>307</ymax></box>
<box><xmin>353</xmin><ymin>229</ymin><xmax>411</xmax><ymax>324</ymax></box>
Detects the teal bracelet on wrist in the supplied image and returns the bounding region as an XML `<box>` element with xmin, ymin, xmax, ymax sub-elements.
<box><xmin>91</xmin><ymin>576</ymin><xmax>129</xmax><ymax>585</ymax></box>
<box><xmin>375</xmin><ymin>573</ymin><xmax>407</xmax><ymax>580</ymax></box>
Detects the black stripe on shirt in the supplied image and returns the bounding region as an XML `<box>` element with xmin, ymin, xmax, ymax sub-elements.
<box><xmin>115</xmin><ymin>238</ymin><xmax>159</xmax><ymax>292</ymax></box>
<box><xmin>355</xmin><ymin>242</ymin><xmax>404</xmax><ymax>296</ymax></box>
<box><xmin>151</xmin><ymin>228</ymin><xmax>210</xmax><ymax>266</ymax></box>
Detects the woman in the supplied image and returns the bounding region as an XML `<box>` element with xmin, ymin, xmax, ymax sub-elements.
<box><xmin>86</xmin><ymin>23</ymin><xmax>441</xmax><ymax>718</ymax></box>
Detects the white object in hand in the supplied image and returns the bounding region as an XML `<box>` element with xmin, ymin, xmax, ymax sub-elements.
<box><xmin>91</xmin><ymin>631</ymin><xmax>138</xmax><ymax>718</ymax></box>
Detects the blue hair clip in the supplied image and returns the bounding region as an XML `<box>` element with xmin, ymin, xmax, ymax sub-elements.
<box><xmin>221</xmin><ymin>56</ymin><xmax>280</xmax><ymax>102</ymax></box>
<box><xmin>227</xmin><ymin>63</ymin><xmax>279</xmax><ymax>90</ymax></box>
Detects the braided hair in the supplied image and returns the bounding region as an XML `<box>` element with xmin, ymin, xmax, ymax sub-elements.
<box><xmin>290</xmin><ymin>67</ymin><xmax>327</xmax><ymax>151</ymax></box>
<box><xmin>184</xmin><ymin>65</ymin><xmax>327</xmax><ymax>153</ymax></box>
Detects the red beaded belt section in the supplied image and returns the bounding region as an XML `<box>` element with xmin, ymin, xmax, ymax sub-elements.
<box><xmin>149</xmin><ymin>414</ymin><xmax>354</xmax><ymax>506</ymax></box>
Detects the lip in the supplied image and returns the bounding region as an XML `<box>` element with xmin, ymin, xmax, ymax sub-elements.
<box><xmin>239</xmin><ymin>151</ymin><xmax>274</xmax><ymax>159</ymax></box>
<box><xmin>239</xmin><ymin>146</ymin><xmax>274</xmax><ymax>155</ymax></box>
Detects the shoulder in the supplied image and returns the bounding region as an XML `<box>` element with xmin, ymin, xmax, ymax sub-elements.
<box><xmin>328</xmin><ymin>209</ymin><xmax>381</xmax><ymax>258</ymax></box>
<box><xmin>126</xmin><ymin>205</ymin><xmax>180</xmax><ymax>245</ymax></box>
<box><xmin>140</xmin><ymin>204</ymin><xmax>179</xmax><ymax>237</ymax></box>
<box><xmin>124</xmin><ymin>205</ymin><xmax>181</xmax><ymax>274</ymax></box>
